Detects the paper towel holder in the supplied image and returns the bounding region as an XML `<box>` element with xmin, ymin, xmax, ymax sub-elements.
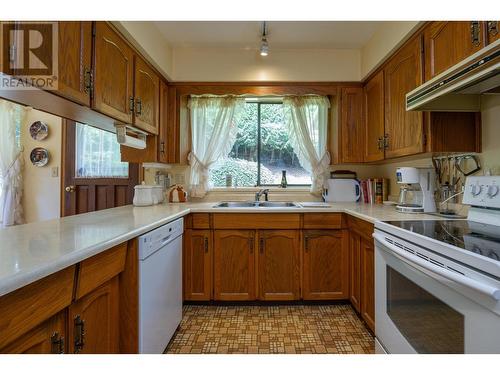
<box><xmin>115</xmin><ymin>124</ymin><xmax>147</xmax><ymax>149</ymax></box>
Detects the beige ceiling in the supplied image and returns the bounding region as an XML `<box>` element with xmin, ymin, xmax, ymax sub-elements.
<box><xmin>153</xmin><ymin>21</ymin><xmax>382</xmax><ymax>49</ymax></box>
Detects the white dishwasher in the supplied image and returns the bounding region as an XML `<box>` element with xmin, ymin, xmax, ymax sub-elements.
<box><xmin>138</xmin><ymin>217</ymin><xmax>183</xmax><ymax>354</ymax></box>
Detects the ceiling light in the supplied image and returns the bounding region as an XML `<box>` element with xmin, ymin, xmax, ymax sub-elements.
<box><xmin>260</xmin><ymin>21</ymin><xmax>269</xmax><ymax>56</ymax></box>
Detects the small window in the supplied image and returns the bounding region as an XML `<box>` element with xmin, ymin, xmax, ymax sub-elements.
<box><xmin>75</xmin><ymin>123</ymin><xmax>128</xmax><ymax>178</ymax></box>
<box><xmin>209</xmin><ymin>101</ymin><xmax>311</xmax><ymax>187</ymax></box>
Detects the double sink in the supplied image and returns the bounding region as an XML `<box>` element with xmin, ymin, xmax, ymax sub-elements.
<box><xmin>213</xmin><ymin>201</ymin><xmax>301</xmax><ymax>208</ymax></box>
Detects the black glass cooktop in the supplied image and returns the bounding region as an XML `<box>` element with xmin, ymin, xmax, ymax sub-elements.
<box><xmin>385</xmin><ymin>220</ymin><xmax>500</xmax><ymax>262</ymax></box>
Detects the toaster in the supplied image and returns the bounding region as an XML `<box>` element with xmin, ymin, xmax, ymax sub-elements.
<box><xmin>323</xmin><ymin>178</ymin><xmax>361</xmax><ymax>202</ymax></box>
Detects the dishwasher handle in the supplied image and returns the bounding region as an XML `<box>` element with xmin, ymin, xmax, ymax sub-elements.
<box><xmin>373</xmin><ymin>232</ymin><xmax>500</xmax><ymax>301</ymax></box>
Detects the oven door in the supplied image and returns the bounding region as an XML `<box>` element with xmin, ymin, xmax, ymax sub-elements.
<box><xmin>374</xmin><ymin>231</ymin><xmax>500</xmax><ymax>354</ymax></box>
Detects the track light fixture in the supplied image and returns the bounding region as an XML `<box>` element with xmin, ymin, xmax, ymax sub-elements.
<box><xmin>260</xmin><ymin>21</ymin><xmax>269</xmax><ymax>56</ymax></box>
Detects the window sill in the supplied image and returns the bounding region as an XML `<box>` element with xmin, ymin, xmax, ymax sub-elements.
<box><xmin>208</xmin><ymin>187</ymin><xmax>312</xmax><ymax>193</ymax></box>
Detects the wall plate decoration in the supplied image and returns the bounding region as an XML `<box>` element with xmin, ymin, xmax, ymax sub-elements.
<box><xmin>30</xmin><ymin>147</ymin><xmax>50</xmax><ymax>167</ymax></box>
<box><xmin>29</xmin><ymin>121</ymin><xmax>49</xmax><ymax>141</ymax></box>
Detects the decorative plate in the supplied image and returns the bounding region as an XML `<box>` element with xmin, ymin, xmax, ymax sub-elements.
<box><xmin>29</xmin><ymin>121</ymin><xmax>49</xmax><ymax>141</ymax></box>
<box><xmin>30</xmin><ymin>147</ymin><xmax>50</xmax><ymax>167</ymax></box>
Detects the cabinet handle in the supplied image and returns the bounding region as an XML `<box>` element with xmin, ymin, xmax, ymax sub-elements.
<box><xmin>305</xmin><ymin>237</ymin><xmax>309</xmax><ymax>252</ymax></box>
<box><xmin>204</xmin><ymin>237</ymin><xmax>209</xmax><ymax>253</ymax></box>
<box><xmin>50</xmin><ymin>332</ymin><xmax>65</xmax><ymax>354</ymax></box>
<box><xmin>160</xmin><ymin>141</ymin><xmax>165</xmax><ymax>153</ymax></box>
<box><xmin>259</xmin><ymin>238</ymin><xmax>264</xmax><ymax>254</ymax></box>
<box><xmin>383</xmin><ymin>134</ymin><xmax>389</xmax><ymax>149</ymax></box>
<box><xmin>470</xmin><ymin>21</ymin><xmax>481</xmax><ymax>47</ymax></box>
<box><xmin>249</xmin><ymin>238</ymin><xmax>254</xmax><ymax>254</ymax></box>
<box><xmin>73</xmin><ymin>315</ymin><xmax>85</xmax><ymax>353</ymax></box>
<box><xmin>136</xmin><ymin>97</ymin><xmax>142</xmax><ymax>116</ymax></box>
<box><xmin>377</xmin><ymin>137</ymin><xmax>383</xmax><ymax>150</ymax></box>
<box><xmin>487</xmin><ymin>21</ymin><xmax>498</xmax><ymax>36</ymax></box>
<box><xmin>83</xmin><ymin>67</ymin><xmax>93</xmax><ymax>95</ymax></box>
<box><xmin>129</xmin><ymin>96</ymin><xmax>135</xmax><ymax>113</ymax></box>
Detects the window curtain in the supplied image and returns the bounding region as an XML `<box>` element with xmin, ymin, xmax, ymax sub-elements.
<box><xmin>188</xmin><ymin>96</ymin><xmax>244</xmax><ymax>198</ymax></box>
<box><xmin>283</xmin><ymin>96</ymin><xmax>331</xmax><ymax>195</ymax></box>
<box><xmin>0</xmin><ymin>99</ymin><xmax>27</xmax><ymax>227</ymax></box>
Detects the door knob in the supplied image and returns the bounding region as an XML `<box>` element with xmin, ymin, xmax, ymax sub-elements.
<box><xmin>65</xmin><ymin>185</ymin><xmax>76</xmax><ymax>193</ymax></box>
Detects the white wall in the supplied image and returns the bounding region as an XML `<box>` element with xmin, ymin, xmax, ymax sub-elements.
<box><xmin>172</xmin><ymin>47</ymin><xmax>361</xmax><ymax>82</ymax></box>
<box><xmin>360</xmin><ymin>21</ymin><xmax>421</xmax><ymax>79</ymax></box>
<box><xmin>21</xmin><ymin>109</ymin><xmax>62</xmax><ymax>223</ymax></box>
<box><xmin>114</xmin><ymin>21</ymin><xmax>174</xmax><ymax>80</ymax></box>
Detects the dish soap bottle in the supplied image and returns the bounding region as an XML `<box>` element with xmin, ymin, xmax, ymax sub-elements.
<box><xmin>280</xmin><ymin>170</ymin><xmax>288</xmax><ymax>188</ymax></box>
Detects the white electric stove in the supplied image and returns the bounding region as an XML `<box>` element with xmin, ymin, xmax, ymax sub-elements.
<box><xmin>374</xmin><ymin>176</ymin><xmax>500</xmax><ymax>354</ymax></box>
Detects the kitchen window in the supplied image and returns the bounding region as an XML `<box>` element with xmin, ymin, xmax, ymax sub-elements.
<box><xmin>75</xmin><ymin>123</ymin><xmax>129</xmax><ymax>178</ymax></box>
<box><xmin>209</xmin><ymin>100</ymin><xmax>311</xmax><ymax>187</ymax></box>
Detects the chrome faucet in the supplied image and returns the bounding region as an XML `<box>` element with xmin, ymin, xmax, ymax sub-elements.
<box><xmin>255</xmin><ymin>189</ymin><xmax>270</xmax><ymax>202</ymax></box>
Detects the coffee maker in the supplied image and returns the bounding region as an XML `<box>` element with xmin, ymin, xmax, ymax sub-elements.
<box><xmin>396</xmin><ymin>167</ymin><xmax>436</xmax><ymax>213</ymax></box>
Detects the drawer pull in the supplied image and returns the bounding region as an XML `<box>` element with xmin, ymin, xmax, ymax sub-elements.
<box><xmin>73</xmin><ymin>315</ymin><xmax>85</xmax><ymax>353</ymax></box>
<box><xmin>50</xmin><ymin>332</ymin><xmax>65</xmax><ymax>354</ymax></box>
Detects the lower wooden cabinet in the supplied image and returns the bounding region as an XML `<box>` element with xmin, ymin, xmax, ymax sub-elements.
<box><xmin>184</xmin><ymin>229</ymin><xmax>212</xmax><ymax>301</ymax></box>
<box><xmin>302</xmin><ymin>230</ymin><xmax>349</xmax><ymax>300</ymax></box>
<box><xmin>349</xmin><ymin>232</ymin><xmax>362</xmax><ymax>313</ymax></box>
<box><xmin>348</xmin><ymin>217</ymin><xmax>375</xmax><ymax>333</ymax></box>
<box><xmin>1</xmin><ymin>311</ymin><xmax>66</xmax><ymax>354</ymax></box>
<box><xmin>214</xmin><ymin>230</ymin><xmax>256</xmax><ymax>301</ymax></box>
<box><xmin>258</xmin><ymin>230</ymin><xmax>300</xmax><ymax>301</ymax></box>
<box><xmin>68</xmin><ymin>276</ymin><xmax>120</xmax><ymax>354</ymax></box>
<box><xmin>360</xmin><ymin>237</ymin><xmax>375</xmax><ymax>332</ymax></box>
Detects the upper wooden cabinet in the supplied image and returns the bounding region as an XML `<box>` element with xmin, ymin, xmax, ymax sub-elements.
<box><xmin>56</xmin><ymin>22</ymin><xmax>93</xmax><ymax>106</ymax></box>
<box><xmin>258</xmin><ymin>230</ymin><xmax>300</xmax><ymax>301</ymax></box>
<box><xmin>423</xmin><ymin>21</ymin><xmax>485</xmax><ymax>82</ymax></box>
<box><xmin>339</xmin><ymin>87</ymin><xmax>364</xmax><ymax>163</ymax></box>
<box><xmin>183</xmin><ymin>229</ymin><xmax>212</xmax><ymax>301</ymax></box>
<box><xmin>384</xmin><ymin>35</ymin><xmax>424</xmax><ymax>159</ymax></box>
<box><xmin>133</xmin><ymin>55</ymin><xmax>160</xmax><ymax>134</ymax></box>
<box><xmin>487</xmin><ymin>21</ymin><xmax>500</xmax><ymax>44</ymax></box>
<box><xmin>213</xmin><ymin>230</ymin><xmax>256</xmax><ymax>301</ymax></box>
<box><xmin>302</xmin><ymin>230</ymin><xmax>349</xmax><ymax>300</ymax></box>
<box><xmin>93</xmin><ymin>22</ymin><xmax>134</xmax><ymax>124</ymax></box>
<box><xmin>363</xmin><ymin>71</ymin><xmax>385</xmax><ymax>162</ymax></box>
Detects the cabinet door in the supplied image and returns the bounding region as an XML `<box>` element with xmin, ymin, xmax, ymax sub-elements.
<box><xmin>363</xmin><ymin>71</ymin><xmax>385</xmax><ymax>162</ymax></box>
<box><xmin>68</xmin><ymin>277</ymin><xmax>119</xmax><ymax>354</ymax></box>
<box><xmin>258</xmin><ymin>230</ymin><xmax>300</xmax><ymax>301</ymax></box>
<box><xmin>1</xmin><ymin>311</ymin><xmax>66</xmax><ymax>354</ymax></box>
<box><xmin>214</xmin><ymin>230</ymin><xmax>256</xmax><ymax>301</ymax></box>
<box><xmin>340</xmin><ymin>87</ymin><xmax>364</xmax><ymax>163</ymax></box>
<box><xmin>184</xmin><ymin>229</ymin><xmax>212</xmax><ymax>301</ymax></box>
<box><xmin>56</xmin><ymin>21</ymin><xmax>93</xmax><ymax>106</ymax></box>
<box><xmin>303</xmin><ymin>230</ymin><xmax>349</xmax><ymax>300</ymax></box>
<box><xmin>487</xmin><ymin>21</ymin><xmax>500</xmax><ymax>44</ymax></box>
<box><xmin>349</xmin><ymin>232</ymin><xmax>361</xmax><ymax>314</ymax></box>
<box><xmin>384</xmin><ymin>36</ymin><xmax>424</xmax><ymax>159</ymax></box>
<box><xmin>361</xmin><ymin>237</ymin><xmax>375</xmax><ymax>333</ymax></box>
<box><xmin>424</xmin><ymin>21</ymin><xmax>484</xmax><ymax>81</ymax></box>
<box><xmin>93</xmin><ymin>22</ymin><xmax>134</xmax><ymax>124</ymax></box>
<box><xmin>133</xmin><ymin>56</ymin><xmax>160</xmax><ymax>134</ymax></box>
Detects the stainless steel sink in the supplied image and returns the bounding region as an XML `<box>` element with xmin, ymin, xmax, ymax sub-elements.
<box><xmin>213</xmin><ymin>201</ymin><xmax>300</xmax><ymax>208</ymax></box>
<box><xmin>214</xmin><ymin>202</ymin><xmax>257</xmax><ymax>208</ymax></box>
<box><xmin>257</xmin><ymin>202</ymin><xmax>299</xmax><ymax>208</ymax></box>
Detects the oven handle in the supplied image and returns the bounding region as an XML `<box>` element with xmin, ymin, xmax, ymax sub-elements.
<box><xmin>373</xmin><ymin>233</ymin><xmax>500</xmax><ymax>301</ymax></box>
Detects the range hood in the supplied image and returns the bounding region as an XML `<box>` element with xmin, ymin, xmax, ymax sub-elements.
<box><xmin>406</xmin><ymin>39</ymin><xmax>500</xmax><ymax>111</ymax></box>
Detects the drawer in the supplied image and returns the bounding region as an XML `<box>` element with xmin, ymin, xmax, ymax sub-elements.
<box><xmin>303</xmin><ymin>213</ymin><xmax>345</xmax><ymax>229</ymax></box>
<box><xmin>75</xmin><ymin>242</ymin><xmax>127</xmax><ymax>300</ymax></box>
<box><xmin>347</xmin><ymin>214</ymin><xmax>374</xmax><ymax>240</ymax></box>
<box><xmin>0</xmin><ymin>266</ymin><xmax>75</xmax><ymax>350</ymax></box>
<box><xmin>213</xmin><ymin>214</ymin><xmax>301</xmax><ymax>229</ymax></box>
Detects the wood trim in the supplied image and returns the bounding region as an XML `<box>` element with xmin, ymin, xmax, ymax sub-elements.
<box><xmin>303</xmin><ymin>213</ymin><xmax>346</xmax><ymax>229</ymax></box>
<box><xmin>75</xmin><ymin>243</ymin><xmax>127</xmax><ymax>300</ymax></box>
<box><xmin>212</xmin><ymin>213</ymin><xmax>301</xmax><ymax>229</ymax></box>
<box><xmin>119</xmin><ymin>239</ymin><xmax>139</xmax><ymax>353</ymax></box>
<box><xmin>347</xmin><ymin>215</ymin><xmax>374</xmax><ymax>241</ymax></box>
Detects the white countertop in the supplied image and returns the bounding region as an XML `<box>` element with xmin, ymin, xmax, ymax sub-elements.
<box><xmin>0</xmin><ymin>201</ymin><xmax>440</xmax><ymax>297</ymax></box>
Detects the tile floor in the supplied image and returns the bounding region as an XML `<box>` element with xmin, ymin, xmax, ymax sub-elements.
<box><xmin>165</xmin><ymin>304</ymin><xmax>375</xmax><ymax>354</ymax></box>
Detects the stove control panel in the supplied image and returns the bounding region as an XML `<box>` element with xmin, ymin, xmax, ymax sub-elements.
<box><xmin>463</xmin><ymin>176</ymin><xmax>500</xmax><ymax>209</ymax></box>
